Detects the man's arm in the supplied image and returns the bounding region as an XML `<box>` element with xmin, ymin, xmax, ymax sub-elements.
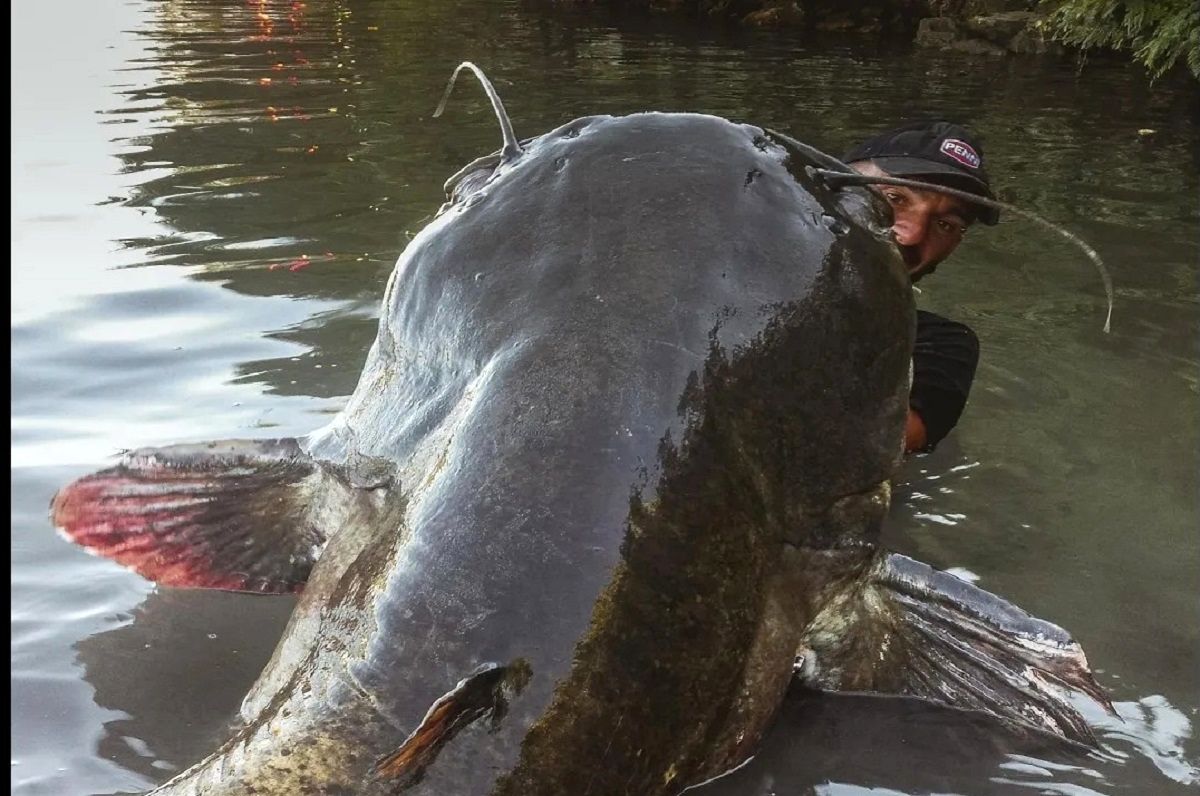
<box><xmin>906</xmin><ymin>310</ymin><xmax>979</xmax><ymax>453</ymax></box>
<box><xmin>905</xmin><ymin>408</ymin><xmax>928</xmax><ymax>453</ymax></box>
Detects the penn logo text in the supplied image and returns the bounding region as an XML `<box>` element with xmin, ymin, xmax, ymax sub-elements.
<box><xmin>939</xmin><ymin>139</ymin><xmax>980</xmax><ymax>169</ymax></box>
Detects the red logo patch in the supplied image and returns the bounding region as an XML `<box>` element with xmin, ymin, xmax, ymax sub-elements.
<box><xmin>940</xmin><ymin>138</ymin><xmax>980</xmax><ymax>169</ymax></box>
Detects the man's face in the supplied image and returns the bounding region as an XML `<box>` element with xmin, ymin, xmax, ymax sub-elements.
<box><xmin>851</xmin><ymin>162</ymin><xmax>972</xmax><ymax>282</ymax></box>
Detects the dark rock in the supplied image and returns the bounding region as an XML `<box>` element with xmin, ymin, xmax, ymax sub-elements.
<box><xmin>1008</xmin><ymin>25</ymin><xmax>1064</xmax><ymax>55</ymax></box>
<box><xmin>915</xmin><ymin>16</ymin><xmax>961</xmax><ymax>48</ymax></box>
<box><xmin>803</xmin><ymin>1</ymin><xmax>921</xmax><ymax>34</ymax></box>
<box><xmin>920</xmin><ymin>15</ymin><xmax>961</xmax><ymax>32</ymax></box>
<box><xmin>962</xmin><ymin>0</ymin><xmax>1032</xmax><ymax>13</ymax></box>
<box><xmin>963</xmin><ymin>11</ymin><xmax>1035</xmax><ymax>45</ymax></box>
<box><xmin>742</xmin><ymin>2</ymin><xmax>805</xmax><ymax>27</ymax></box>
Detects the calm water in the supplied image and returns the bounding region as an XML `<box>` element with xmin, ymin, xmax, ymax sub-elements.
<box><xmin>10</xmin><ymin>0</ymin><xmax>1199</xmax><ymax>793</ymax></box>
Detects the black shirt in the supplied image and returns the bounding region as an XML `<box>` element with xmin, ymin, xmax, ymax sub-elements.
<box><xmin>910</xmin><ymin>310</ymin><xmax>979</xmax><ymax>451</ymax></box>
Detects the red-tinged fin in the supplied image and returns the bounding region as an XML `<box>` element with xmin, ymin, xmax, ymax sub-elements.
<box><xmin>50</xmin><ymin>438</ymin><xmax>325</xmax><ymax>593</ymax></box>
<box><xmin>374</xmin><ymin>659</ymin><xmax>533</xmax><ymax>787</ymax></box>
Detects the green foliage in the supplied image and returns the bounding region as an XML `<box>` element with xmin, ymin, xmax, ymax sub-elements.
<box><xmin>1041</xmin><ymin>0</ymin><xmax>1200</xmax><ymax>80</ymax></box>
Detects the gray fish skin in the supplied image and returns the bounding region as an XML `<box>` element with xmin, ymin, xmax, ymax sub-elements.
<box><xmin>146</xmin><ymin>112</ymin><xmax>913</xmax><ymax>795</ymax></box>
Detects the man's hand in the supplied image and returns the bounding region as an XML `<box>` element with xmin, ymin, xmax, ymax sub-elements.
<box><xmin>905</xmin><ymin>408</ymin><xmax>928</xmax><ymax>453</ymax></box>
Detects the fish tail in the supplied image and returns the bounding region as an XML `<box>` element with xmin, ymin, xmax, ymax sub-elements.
<box><xmin>795</xmin><ymin>552</ymin><xmax>1114</xmax><ymax>746</ymax></box>
<box><xmin>50</xmin><ymin>438</ymin><xmax>331</xmax><ymax>593</ymax></box>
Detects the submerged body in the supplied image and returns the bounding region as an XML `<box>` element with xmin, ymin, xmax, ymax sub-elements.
<box><xmin>52</xmin><ymin>99</ymin><xmax>1108</xmax><ymax>794</ymax></box>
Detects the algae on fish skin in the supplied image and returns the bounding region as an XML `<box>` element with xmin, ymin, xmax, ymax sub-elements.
<box><xmin>491</xmin><ymin>345</ymin><xmax>790</xmax><ymax>796</ymax></box>
<box><xmin>493</xmin><ymin>281</ymin><xmax>907</xmax><ymax>795</ymax></box>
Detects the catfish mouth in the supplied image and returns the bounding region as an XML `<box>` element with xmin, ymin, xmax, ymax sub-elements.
<box><xmin>438</xmin><ymin>155</ymin><xmax>502</xmax><ymax>216</ymax></box>
<box><xmin>443</xmin><ymin>149</ymin><xmax>505</xmax><ymax>196</ymax></box>
<box><xmin>438</xmin><ymin>120</ymin><xmax>589</xmax><ymax>214</ymax></box>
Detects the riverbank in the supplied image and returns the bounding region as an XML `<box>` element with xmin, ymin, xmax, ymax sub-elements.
<box><xmin>555</xmin><ymin>0</ymin><xmax>1196</xmax><ymax>82</ymax></box>
<box><xmin>724</xmin><ymin>0</ymin><xmax>1062</xmax><ymax>56</ymax></box>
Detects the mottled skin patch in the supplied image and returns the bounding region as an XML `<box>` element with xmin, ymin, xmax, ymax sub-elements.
<box><xmin>494</xmin><ymin>299</ymin><xmax>903</xmax><ymax>796</ymax></box>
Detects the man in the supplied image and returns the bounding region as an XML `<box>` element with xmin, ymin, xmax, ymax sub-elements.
<box><xmin>842</xmin><ymin>121</ymin><xmax>999</xmax><ymax>453</ymax></box>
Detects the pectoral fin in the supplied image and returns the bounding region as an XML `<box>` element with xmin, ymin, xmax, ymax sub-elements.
<box><xmin>374</xmin><ymin>659</ymin><xmax>532</xmax><ymax>787</ymax></box>
<box><xmin>50</xmin><ymin>438</ymin><xmax>325</xmax><ymax>593</ymax></box>
<box><xmin>795</xmin><ymin>552</ymin><xmax>1113</xmax><ymax>746</ymax></box>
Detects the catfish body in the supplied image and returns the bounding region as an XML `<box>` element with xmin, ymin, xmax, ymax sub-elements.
<box><xmin>52</xmin><ymin>108</ymin><xmax>1109</xmax><ymax>796</ymax></box>
<box><xmin>57</xmin><ymin>112</ymin><xmax>913</xmax><ymax>794</ymax></box>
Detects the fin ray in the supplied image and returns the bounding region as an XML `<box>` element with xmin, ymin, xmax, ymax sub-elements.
<box><xmin>795</xmin><ymin>552</ymin><xmax>1113</xmax><ymax>746</ymax></box>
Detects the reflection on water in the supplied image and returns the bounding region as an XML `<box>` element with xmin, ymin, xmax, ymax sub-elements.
<box><xmin>73</xmin><ymin>590</ymin><xmax>296</xmax><ymax>784</ymax></box>
<box><xmin>688</xmin><ymin>687</ymin><xmax>1098</xmax><ymax>796</ymax></box>
<box><xmin>1097</xmin><ymin>696</ymin><xmax>1200</xmax><ymax>787</ymax></box>
<box><xmin>11</xmin><ymin>0</ymin><xmax>1198</xmax><ymax>793</ymax></box>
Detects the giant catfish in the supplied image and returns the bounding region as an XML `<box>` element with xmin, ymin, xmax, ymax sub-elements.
<box><xmin>51</xmin><ymin>64</ymin><xmax>1111</xmax><ymax>795</ymax></box>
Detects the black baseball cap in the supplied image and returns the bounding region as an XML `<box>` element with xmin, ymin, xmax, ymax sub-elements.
<box><xmin>843</xmin><ymin>120</ymin><xmax>999</xmax><ymax>225</ymax></box>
